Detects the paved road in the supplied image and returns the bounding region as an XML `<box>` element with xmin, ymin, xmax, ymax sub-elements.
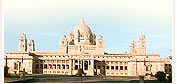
<box><xmin>25</xmin><ymin>76</ymin><xmax>139</xmax><ymax>83</ymax></box>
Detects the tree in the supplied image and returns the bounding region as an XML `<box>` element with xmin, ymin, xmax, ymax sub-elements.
<box><xmin>4</xmin><ymin>66</ymin><xmax>9</xmax><ymax>77</ymax></box>
<box><xmin>76</xmin><ymin>68</ymin><xmax>83</xmax><ymax>76</ymax></box>
<box><xmin>168</xmin><ymin>56</ymin><xmax>172</xmax><ymax>59</ymax></box>
<box><xmin>76</xmin><ymin>68</ymin><xmax>85</xmax><ymax>83</ymax></box>
<box><xmin>155</xmin><ymin>71</ymin><xmax>167</xmax><ymax>82</ymax></box>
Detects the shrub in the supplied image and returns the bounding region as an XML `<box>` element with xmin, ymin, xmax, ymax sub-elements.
<box><xmin>167</xmin><ymin>74</ymin><xmax>172</xmax><ymax>82</ymax></box>
<box><xmin>76</xmin><ymin>68</ymin><xmax>84</xmax><ymax>76</ymax></box>
<box><xmin>145</xmin><ymin>73</ymin><xmax>153</xmax><ymax>77</ymax></box>
<box><xmin>155</xmin><ymin>71</ymin><xmax>167</xmax><ymax>82</ymax></box>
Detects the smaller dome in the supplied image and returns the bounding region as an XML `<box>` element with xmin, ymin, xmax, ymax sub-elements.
<box><xmin>60</xmin><ymin>35</ymin><xmax>67</xmax><ymax>40</ymax></box>
<box><xmin>97</xmin><ymin>35</ymin><xmax>103</xmax><ymax>39</ymax></box>
<box><xmin>73</xmin><ymin>18</ymin><xmax>92</xmax><ymax>34</ymax></box>
<box><xmin>29</xmin><ymin>39</ymin><xmax>34</xmax><ymax>43</ymax></box>
<box><xmin>19</xmin><ymin>33</ymin><xmax>26</xmax><ymax>39</ymax></box>
<box><xmin>132</xmin><ymin>40</ymin><xmax>135</xmax><ymax>43</ymax></box>
<box><xmin>139</xmin><ymin>34</ymin><xmax>145</xmax><ymax>38</ymax></box>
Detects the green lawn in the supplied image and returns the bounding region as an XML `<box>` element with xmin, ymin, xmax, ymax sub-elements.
<box><xmin>4</xmin><ymin>76</ymin><xmax>20</xmax><ymax>83</ymax></box>
<box><xmin>130</xmin><ymin>80</ymin><xmax>172</xmax><ymax>83</ymax></box>
<box><xmin>4</xmin><ymin>76</ymin><xmax>33</xmax><ymax>83</ymax></box>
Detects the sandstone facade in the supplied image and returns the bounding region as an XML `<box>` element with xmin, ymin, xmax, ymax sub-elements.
<box><xmin>5</xmin><ymin>19</ymin><xmax>172</xmax><ymax>76</ymax></box>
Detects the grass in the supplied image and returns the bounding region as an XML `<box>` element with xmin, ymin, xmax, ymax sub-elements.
<box><xmin>4</xmin><ymin>76</ymin><xmax>33</xmax><ymax>83</ymax></box>
<box><xmin>4</xmin><ymin>76</ymin><xmax>20</xmax><ymax>83</ymax></box>
<box><xmin>130</xmin><ymin>80</ymin><xmax>172</xmax><ymax>83</ymax></box>
<box><xmin>31</xmin><ymin>74</ymin><xmax>95</xmax><ymax>77</ymax></box>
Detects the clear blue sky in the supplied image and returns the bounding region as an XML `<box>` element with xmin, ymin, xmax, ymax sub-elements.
<box><xmin>4</xmin><ymin>0</ymin><xmax>172</xmax><ymax>58</ymax></box>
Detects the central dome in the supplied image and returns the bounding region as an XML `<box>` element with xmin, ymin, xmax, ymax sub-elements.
<box><xmin>68</xmin><ymin>18</ymin><xmax>96</xmax><ymax>45</ymax></box>
<box><xmin>73</xmin><ymin>18</ymin><xmax>92</xmax><ymax>34</ymax></box>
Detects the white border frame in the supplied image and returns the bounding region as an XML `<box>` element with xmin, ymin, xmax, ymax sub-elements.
<box><xmin>0</xmin><ymin>0</ymin><xmax>176</xmax><ymax>84</ymax></box>
<box><xmin>0</xmin><ymin>0</ymin><xmax>4</xmax><ymax>83</ymax></box>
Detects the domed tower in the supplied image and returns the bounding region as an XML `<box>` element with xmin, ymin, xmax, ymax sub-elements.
<box><xmin>91</xmin><ymin>31</ymin><xmax>96</xmax><ymax>45</ymax></box>
<box><xmin>129</xmin><ymin>40</ymin><xmax>137</xmax><ymax>54</ymax></box>
<box><xmin>96</xmin><ymin>35</ymin><xmax>104</xmax><ymax>55</ymax></box>
<box><xmin>137</xmin><ymin>34</ymin><xmax>146</xmax><ymax>54</ymax></box>
<box><xmin>59</xmin><ymin>35</ymin><xmax>68</xmax><ymax>54</ymax></box>
<box><xmin>71</xmin><ymin>18</ymin><xmax>96</xmax><ymax>45</ymax></box>
<box><xmin>28</xmin><ymin>39</ymin><xmax>35</xmax><ymax>51</ymax></box>
<box><xmin>68</xmin><ymin>31</ymin><xmax>74</xmax><ymax>45</ymax></box>
<box><xmin>18</xmin><ymin>33</ymin><xmax>27</xmax><ymax>51</ymax></box>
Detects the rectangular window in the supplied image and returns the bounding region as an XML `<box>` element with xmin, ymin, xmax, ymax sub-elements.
<box><xmin>49</xmin><ymin>64</ymin><xmax>52</xmax><ymax>69</ymax></box>
<box><xmin>120</xmin><ymin>62</ymin><xmax>122</xmax><ymax>65</ymax></box>
<box><xmin>57</xmin><ymin>64</ymin><xmax>60</xmax><ymax>69</ymax></box>
<box><xmin>75</xmin><ymin>65</ymin><xmax>78</xmax><ymax>70</ymax></box>
<box><xmin>107</xmin><ymin>66</ymin><xmax>109</xmax><ymax>69</ymax></box>
<box><xmin>14</xmin><ymin>63</ymin><xmax>18</xmax><ymax>70</ymax></box>
<box><xmin>84</xmin><ymin>65</ymin><xmax>88</xmax><ymax>70</ymax></box>
<box><xmin>75</xmin><ymin>60</ymin><xmax>78</xmax><ymax>63</ymax></box>
<box><xmin>44</xmin><ymin>64</ymin><xmax>47</xmax><ymax>69</ymax></box>
<box><xmin>62</xmin><ymin>65</ymin><xmax>65</xmax><ymax>69</ymax></box>
<box><xmin>57</xmin><ymin>60</ymin><xmax>61</xmax><ymax>63</ymax></box>
<box><xmin>120</xmin><ymin>66</ymin><xmax>123</xmax><ymax>70</ymax></box>
<box><xmin>111</xmin><ymin>66</ymin><xmax>114</xmax><ymax>70</ymax></box>
<box><xmin>125</xmin><ymin>66</ymin><xmax>128</xmax><ymax>70</ymax></box>
<box><xmin>53</xmin><ymin>64</ymin><xmax>56</xmax><ymax>69</ymax></box>
<box><xmin>40</xmin><ymin>64</ymin><xmax>43</xmax><ymax>69</ymax></box>
<box><xmin>66</xmin><ymin>65</ymin><xmax>69</xmax><ymax>69</ymax></box>
<box><xmin>146</xmin><ymin>66</ymin><xmax>149</xmax><ymax>71</ymax></box>
<box><xmin>116</xmin><ymin>66</ymin><xmax>118</xmax><ymax>70</ymax></box>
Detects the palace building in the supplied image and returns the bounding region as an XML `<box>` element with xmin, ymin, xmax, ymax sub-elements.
<box><xmin>5</xmin><ymin>19</ymin><xmax>172</xmax><ymax>76</ymax></box>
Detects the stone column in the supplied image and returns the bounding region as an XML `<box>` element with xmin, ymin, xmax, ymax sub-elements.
<box><xmin>47</xmin><ymin>61</ymin><xmax>49</xmax><ymax>69</ymax></box>
<box><xmin>18</xmin><ymin>62</ymin><xmax>20</xmax><ymax>74</ymax></box>
<box><xmin>90</xmin><ymin>60</ymin><xmax>94</xmax><ymax>76</ymax></box>
<box><xmin>60</xmin><ymin>61</ymin><xmax>62</xmax><ymax>70</ymax></box>
<box><xmin>123</xmin><ymin>62</ymin><xmax>125</xmax><ymax>71</ymax></box>
<box><xmin>69</xmin><ymin>59</ymin><xmax>72</xmax><ymax>75</ymax></box>
<box><xmin>135</xmin><ymin>59</ymin><xmax>137</xmax><ymax>76</ymax></box>
<box><xmin>88</xmin><ymin>60</ymin><xmax>89</xmax><ymax>70</ymax></box>
<box><xmin>118</xmin><ymin>62</ymin><xmax>120</xmax><ymax>71</ymax></box>
<box><xmin>43</xmin><ymin>61</ymin><xmax>44</xmax><ymax>73</ymax></box>
<box><xmin>55</xmin><ymin>60</ymin><xmax>57</xmax><ymax>70</ymax></box>
<box><xmin>114</xmin><ymin>62</ymin><xmax>116</xmax><ymax>71</ymax></box>
<box><xmin>83</xmin><ymin>60</ymin><xmax>85</xmax><ymax>70</ymax></box>
<box><xmin>73</xmin><ymin>60</ymin><xmax>75</xmax><ymax>70</ymax></box>
<box><xmin>78</xmin><ymin>60</ymin><xmax>80</xmax><ymax>69</ymax></box>
<box><xmin>109</xmin><ymin>61</ymin><xmax>111</xmax><ymax>71</ymax></box>
<box><xmin>69</xmin><ymin>60</ymin><xmax>72</xmax><ymax>69</ymax></box>
<box><xmin>65</xmin><ymin>60</ymin><xmax>66</xmax><ymax>69</ymax></box>
<box><xmin>39</xmin><ymin>64</ymin><xmax>40</xmax><ymax>70</ymax></box>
